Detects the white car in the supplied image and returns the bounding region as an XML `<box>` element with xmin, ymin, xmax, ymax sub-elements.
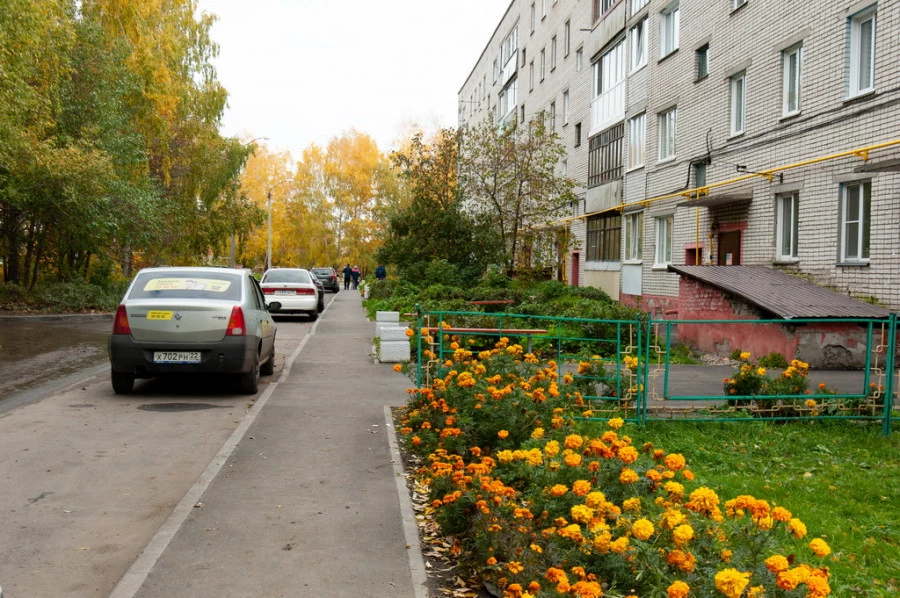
<box><xmin>260</xmin><ymin>268</ymin><xmax>322</xmax><ymax>320</ymax></box>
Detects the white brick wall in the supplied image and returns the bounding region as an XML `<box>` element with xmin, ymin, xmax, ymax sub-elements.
<box><xmin>460</xmin><ymin>0</ymin><xmax>900</xmax><ymax>310</ymax></box>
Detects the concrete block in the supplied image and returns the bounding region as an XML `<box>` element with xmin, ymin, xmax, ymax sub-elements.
<box><xmin>379</xmin><ymin>340</ymin><xmax>410</xmax><ymax>362</ymax></box>
<box><xmin>376</xmin><ymin>311</ymin><xmax>400</xmax><ymax>323</ymax></box>
<box><xmin>380</xmin><ymin>326</ymin><xmax>409</xmax><ymax>342</ymax></box>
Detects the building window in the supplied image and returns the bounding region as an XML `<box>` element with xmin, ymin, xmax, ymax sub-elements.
<box><xmin>655</xmin><ymin>215</ymin><xmax>673</xmax><ymax>265</ymax></box>
<box><xmin>848</xmin><ymin>7</ymin><xmax>875</xmax><ymax>97</ymax></box>
<box><xmin>839</xmin><ymin>181</ymin><xmax>871</xmax><ymax>262</ymax></box>
<box><xmin>696</xmin><ymin>44</ymin><xmax>709</xmax><ymax>80</ymax></box>
<box><xmin>627</xmin><ymin>113</ymin><xmax>645</xmax><ymax>169</ymax></box>
<box><xmin>660</xmin><ymin>3</ymin><xmax>680</xmax><ymax>57</ymax></box>
<box><xmin>658</xmin><ymin>106</ymin><xmax>677</xmax><ymax>160</ymax></box>
<box><xmin>730</xmin><ymin>71</ymin><xmax>746</xmax><ymax>136</ymax></box>
<box><xmin>550</xmin><ymin>101</ymin><xmax>556</xmax><ymax>129</ymax></box>
<box><xmin>694</xmin><ymin>162</ymin><xmax>707</xmax><ymax>187</ymax></box>
<box><xmin>561</xmin><ymin>158</ymin><xmax>567</xmax><ymax>177</ymax></box>
<box><xmin>498</xmin><ymin>79</ymin><xmax>518</xmax><ymax>122</ymax></box>
<box><xmin>531</xmin><ymin>2</ymin><xmax>536</xmax><ymax>33</ymax></box>
<box><xmin>588</xmin><ymin>122</ymin><xmax>624</xmax><ymax>188</ymax></box>
<box><xmin>551</xmin><ymin>35</ymin><xmax>557</xmax><ymax>70</ymax></box>
<box><xmin>624</xmin><ymin>212</ymin><xmax>643</xmax><ymax>261</ymax></box>
<box><xmin>493</xmin><ymin>57</ymin><xmax>499</xmax><ymax>83</ymax></box>
<box><xmin>564</xmin><ymin>20</ymin><xmax>571</xmax><ymax>56</ymax></box>
<box><xmin>630</xmin><ymin>17</ymin><xmax>647</xmax><ymax>72</ymax></box>
<box><xmin>776</xmin><ymin>192</ymin><xmax>799</xmax><ymax>260</ymax></box>
<box><xmin>782</xmin><ymin>44</ymin><xmax>802</xmax><ymax>116</ymax></box>
<box><xmin>575</xmin><ymin>122</ymin><xmax>582</xmax><ymax>147</ymax></box>
<box><xmin>530</xmin><ymin>61</ymin><xmax>535</xmax><ymax>90</ymax></box>
<box><xmin>542</xmin><ymin>0</ymin><xmax>547</xmax><ymax>17</ymax></box>
<box><xmin>592</xmin><ymin>0</ymin><xmax>617</xmax><ymax>22</ymax></box>
<box><xmin>540</xmin><ymin>48</ymin><xmax>546</xmax><ymax>80</ymax></box>
<box><xmin>632</xmin><ymin>0</ymin><xmax>649</xmax><ymax>13</ymax></box>
<box><xmin>521</xmin><ymin>104</ymin><xmax>526</xmax><ymax>123</ymax></box>
<box><xmin>734</xmin><ymin>0</ymin><xmax>747</xmax><ymax>8</ymax></box>
<box><xmin>576</xmin><ymin>47</ymin><xmax>583</xmax><ymax>71</ymax></box>
<box><xmin>563</xmin><ymin>90</ymin><xmax>570</xmax><ymax>125</ymax></box>
<box><xmin>592</xmin><ymin>38</ymin><xmax>625</xmax><ymax>131</ymax></box>
<box><xmin>587</xmin><ymin>213</ymin><xmax>621</xmax><ymax>261</ymax></box>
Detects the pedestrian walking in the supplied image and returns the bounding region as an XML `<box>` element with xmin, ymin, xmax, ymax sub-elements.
<box><xmin>351</xmin><ymin>265</ymin><xmax>360</xmax><ymax>289</ymax></box>
<box><xmin>342</xmin><ymin>264</ymin><xmax>352</xmax><ymax>290</ymax></box>
<box><xmin>375</xmin><ymin>263</ymin><xmax>386</xmax><ymax>280</ymax></box>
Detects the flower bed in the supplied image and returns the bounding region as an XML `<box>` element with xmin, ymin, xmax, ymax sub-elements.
<box><xmin>397</xmin><ymin>338</ymin><xmax>833</xmax><ymax>597</ymax></box>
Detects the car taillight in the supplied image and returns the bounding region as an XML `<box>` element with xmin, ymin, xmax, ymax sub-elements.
<box><xmin>112</xmin><ymin>304</ymin><xmax>131</xmax><ymax>335</ymax></box>
<box><xmin>262</xmin><ymin>288</ymin><xmax>275</xmax><ymax>295</ymax></box>
<box><xmin>226</xmin><ymin>306</ymin><xmax>246</xmax><ymax>336</ymax></box>
<box><xmin>297</xmin><ymin>288</ymin><xmax>315</xmax><ymax>295</ymax></box>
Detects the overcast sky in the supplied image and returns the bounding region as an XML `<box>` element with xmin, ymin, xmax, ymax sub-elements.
<box><xmin>195</xmin><ymin>0</ymin><xmax>511</xmax><ymax>155</ymax></box>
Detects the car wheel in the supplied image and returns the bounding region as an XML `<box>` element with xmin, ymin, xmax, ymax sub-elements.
<box><xmin>238</xmin><ymin>359</ymin><xmax>260</xmax><ymax>394</ymax></box>
<box><xmin>318</xmin><ymin>298</ymin><xmax>325</xmax><ymax>311</ymax></box>
<box><xmin>260</xmin><ymin>346</ymin><xmax>275</xmax><ymax>376</ymax></box>
<box><xmin>111</xmin><ymin>371</ymin><xmax>135</xmax><ymax>394</ymax></box>
<box><xmin>308</xmin><ymin>310</ymin><xmax>318</xmax><ymax>321</ymax></box>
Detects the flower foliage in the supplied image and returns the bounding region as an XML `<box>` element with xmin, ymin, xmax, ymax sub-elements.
<box><xmin>399</xmin><ymin>343</ymin><xmax>833</xmax><ymax>597</ymax></box>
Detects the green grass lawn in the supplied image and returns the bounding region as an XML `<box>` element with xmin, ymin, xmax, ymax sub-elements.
<box><xmin>619</xmin><ymin>419</ymin><xmax>899</xmax><ymax>596</ymax></box>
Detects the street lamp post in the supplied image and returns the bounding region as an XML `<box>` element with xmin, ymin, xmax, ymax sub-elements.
<box><xmin>265</xmin><ymin>179</ymin><xmax>293</xmax><ymax>271</ymax></box>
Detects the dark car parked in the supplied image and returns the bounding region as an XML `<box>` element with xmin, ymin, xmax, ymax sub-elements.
<box><xmin>311</xmin><ymin>267</ymin><xmax>340</xmax><ymax>292</ymax></box>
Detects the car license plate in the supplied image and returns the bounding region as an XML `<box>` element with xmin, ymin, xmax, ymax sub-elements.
<box><xmin>275</xmin><ymin>290</ymin><xmax>294</xmax><ymax>295</ymax></box>
<box><xmin>153</xmin><ymin>351</ymin><xmax>201</xmax><ymax>364</ymax></box>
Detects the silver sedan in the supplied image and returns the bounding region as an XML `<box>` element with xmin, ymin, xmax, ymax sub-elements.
<box><xmin>107</xmin><ymin>267</ymin><xmax>277</xmax><ymax>395</ymax></box>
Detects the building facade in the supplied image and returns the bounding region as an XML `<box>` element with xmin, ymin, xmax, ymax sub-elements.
<box><xmin>459</xmin><ymin>0</ymin><xmax>900</xmax><ymax>313</ymax></box>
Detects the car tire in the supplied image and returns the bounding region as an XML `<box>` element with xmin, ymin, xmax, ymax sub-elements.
<box><xmin>260</xmin><ymin>346</ymin><xmax>275</xmax><ymax>376</ymax></box>
<box><xmin>238</xmin><ymin>359</ymin><xmax>259</xmax><ymax>394</ymax></box>
<box><xmin>308</xmin><ymin>310</ymin><xmax>318</xmax><ymax>321</ymax></box>
<box><xmin>111</xmin><ymin>371</ymin><xmax>135</xmax><ymax>395</ymax></box>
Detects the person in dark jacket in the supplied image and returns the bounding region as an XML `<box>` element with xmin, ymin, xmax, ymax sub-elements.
<box><xmin>342</xmin><ymin>264</ymin><xmax>352</xmax><ymax>290</ymax></box>
<box><xmin>375</xmin><ymin>264</ymin><xmax>386</xmax><ymax>280</ymax></box>
<box><xmin>351</xmin><ymin>265</ymin><xmax>360</xmax><ymax>289</ymax></box>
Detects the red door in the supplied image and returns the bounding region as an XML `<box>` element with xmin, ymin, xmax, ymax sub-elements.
<box><xmin>718</xmin><ymin>231</ymin><xmax>741</xmax><ymax>265</ymax></box>
<box><xmin>571</xmin><ymin>252</ymin><xmax>580</xmax><ymax>286</ymax></box>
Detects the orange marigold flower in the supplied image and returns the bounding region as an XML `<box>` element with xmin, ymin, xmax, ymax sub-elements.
<box><xmin>682</xmin><ymin>469</ymin><xmax>695</xmax><ymax>481</ymax></box>
<box><xmin>487</xmin><ymin>557</ymin><xmax>498</xmax><ymax>565</ymax></box>
<box><xmin>608</xmin><ymin>417</ymin><xmax>624</xmax><ymax>429</ymax></box>
<box><xmin>531</xmin><ymin>427</ymin><xmax>545</xmax><ymax>439</ymax></box>
<box><xmin>664</xmin><ymin>453</ymin><xmax>687</xmax><ymax>471</ymax></box>
<box><xmin>507</xmin><ymin>561</ymin><xmax>524</xmax><ymax>574</ymax></box>
<box><xmin>549</xmin><ymin>484</ymin><xmax>568</xmax><ymax>497</ymax></box>
<box><xmin>765</xmin><ymin>555</ymin><xmax>790</xmax><ymax>575</ymax></box>
<box><xmin>504</xmin><ymin>583</ymin><xmax>523</xmax><ymax>598</ymax></box>
<box><xmin>806</xmin><ymin>574</ymin><xmax>831</xmax><ymax>597</ymax></box>
<box><xmin>564</xmin><ymin>452</ymin><xmax>583</xmax><ymax>467</ymax></box>
<box><xmin>714</xmin><ymin>568</ymin><xmax>752</xmax><ymax>598</ymax></box>
<box><xmin>565</xmin><ymin>434</ymin><xmax>584</xmax><ymax>449</ymax></box>
<box><xmin>772</xmin><ymin>506</ymin><xmax>792</xmax><ymax>522</ymax></box>
<box><xmin>570</xmin><ymin>580</ymin><xmax>604</xmax><ymax>598</ymax></box>
<box><xmin>393</xmin><ymin>363</ymin><xmax>403</xmax><ymax>372</ymax></box>
<box><xmin>632</xmin><ymin>518</ymin><xmax>655</xmax><ymax>540</ymax></box>
<box><xmin>498</xmin><ymin>429</ymin><xmax>509</xmax><ymax>439</ymax></box>
<box><xmin>618</xmin><ymin>445</ymin><xmax>639</xmax><ymax>464</ymax></box>
<box><xmin>405</xmin><ymin>328</ymin><xmax>415</xmax><ymax>337</ymax></box>
<box><xmin>788</xmin><ymin>518</ymin><xmax>808</xmax><ymax>539</ymax></box>
<box><xmin>809</xmin><ymin>538</ymin><xmax>832</xmax><ymax>557</ymax></box>
<box><xmin>667</xmin><ymin>580</ymin><xmax>690</xmax><ymax>598</ymax></box>
<box><xmin>572</xmin><ymin>479</ymin><xmax>592</xmax><ymax>496</ymax></box>
<box><xmin>619</xmin><ymin>468</ymin><xmax>639</xmax><ymax>484</ymax></box>
<box><xmin>546</xmin><ymin>567</ymin><xmax>568</xmax><ymax>583</ymax></box>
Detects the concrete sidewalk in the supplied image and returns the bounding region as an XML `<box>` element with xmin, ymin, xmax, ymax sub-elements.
<box><xmin>118</xmin><ymin>290</ymin><xmax>425</xmax><ymax>598</ymax></box>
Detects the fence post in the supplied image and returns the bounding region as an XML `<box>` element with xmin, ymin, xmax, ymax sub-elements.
<box><xmin>883</xmin><ymin>313</ymin><xmax>896</xmax><ymax>437</ymax></box>
<box><xmin>415</xmin><ymin>304</ymin><xmax>423</xmax><ymax>390</ymax></box>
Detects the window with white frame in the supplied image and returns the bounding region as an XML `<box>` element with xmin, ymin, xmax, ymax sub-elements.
<box><xmin>542</xmin><ymin>0</ymin><xmax>547</xmax><ymax>17</ymax></box>
<box><xmin>564</xmin><ymin>20</ymin><xmax>571</xmax><ymax>56</ymax></box>
<box><xmin>628</xmin><ymin>113</ymin><xmax>646</xmax><ymax>169</ymax></box>
<box><xmin>591</xmin><ymin>38</ymin><xmax>625</xmax><ymax>131</ymax></box>
<box><xmin>734</xmin><ymin>0</ymin><xmax>747</xmax><ymax>8</ymax></box>
<box><xmin>530</xmin><ymin>61</ymin><xmax>535</xmax><ymax>90</ymax></box>
<box><xmin>551</xmin><ymin>35</ymin><xmax>557</xmax><ymax>70</ymax></box>
<box><xmin>630</xmin><ymin>17</ymin><xmax>647</xmax><ymax>71</ymax></box>
<box><xmin>658</xmin><ymin>106</ymin><xmax>676</xmax><ymax>160</ymax></box>
<box><xmin>848</xmin><ymin>7</ymin><xmax>876</xmax><ymax>97</ymax></box>
<box><xmin>839</xmin><ymin>181</ymin><xmax>871</xmax><ymax>262</ymax></box>
<box><xmin>776</xmin><ymin>192</ymin><xmax>799</xmax><ymax>260</ymax></box>
<box><xmin>587</xmin><ymin>213</ymin><xmax>621</xmax><ymax>262</ymax></box>
<box><xmin>655</xmin><ymin>215</ymin><xmax>673</xmax><ymax>265</ymax></box>
<box><xmin>782</xmin><ymin>44</ymin><xmax>802</xmax><ymax>116</ymax></box>
<box><xmin>576</xmin><ymin>47</ymin><xmax>583</xmax><ymax>71</ymax></box>
<box><xmin>498</xmin><ymin>79</ymin><xmax>518</xmax><ymax>122</ymax></box>
<box><xmin>624</xmin><ymin>212</ymin><xmax>643</xmax><ymax>261</ymax></box>
<box><xmin>730</xmin><ymin>71</ymin><xmax>746</xmax><ymax>136</ymax></box>
<box><xmin>550</xmin><ymin>101</ymin><xmax>557</xmax><ymax>129</ymax></box>
<box><xmin>563</xmin><ymin>90</ymin><xmax>570</xmax><ymax>124</ymax></box>
<box><xmin>660</xmin><ymin>3</ymin><xmax>680</xmax><ymax>57</ymax></box>
<box><xmin>531</xmin><ymin>3</ymin><xmax>536</xmax><ymax>33</ymax></box>
<box><xmin>541</xmin><ymin>48</ymin><xmax>546</xmax><ymax>80</ymax></box>
<box><xmin>587</xmin><ymin>123</ymin><xmax>624</xmax><ymax>187</ymax></box>
<box><xmin>632</xmin><ymin>0</ymin><xmax>649</xmax><ymax>14</ymax></box>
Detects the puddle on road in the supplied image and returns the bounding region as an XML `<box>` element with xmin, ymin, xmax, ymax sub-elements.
<box><xmin>137</xmin><ymin>403</ymin><xmax>225</xmax><ymax>412</ymax></box>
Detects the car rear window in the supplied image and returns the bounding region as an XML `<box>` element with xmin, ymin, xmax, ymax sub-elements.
<box><xmin>312</xmin><ymin>268</ymin><xmax>333</xmax><ymax>275</ymax></box>
<box><xmin>128</xmin><ymin>271</ymin><xmax>242</xmax><ymax>301</ymax></box>
<box><xmin>262</xmin><ymin>270</ymin><xmax>311</xmax><ymax>284</ymax></box>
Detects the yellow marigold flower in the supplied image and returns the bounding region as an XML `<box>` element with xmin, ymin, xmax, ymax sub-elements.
<box><xmin>685</xmin><ymin>487</ymin><xmax>720</xmax><ymax>515</ymax></box>
<box><xmin>508</xmin><ymin>561</ymin><xmax>524</xmax><ymax>574</ymax></box>
<box><xmin>772</xmin><ymin>506</ymin><xmax>792</xmax><ymax>522</ymax></box>
<box><xmin>623</xmin><ymin>497</ymin><xmax>641</xmax><ymax>512</ymax></box>
<box><xmin>720</xmin><ymin>549</ymin><xmax>733</xmax><ymax>563</ymax></box>
<box><xmin>788</xmin><ymin>518</ymin><xmax>808</xmax><ymax>539</ymax></box>
<box><xmin>393</xmin><ymin>363</ymin><xmax>403</xmax><ymax>372</ymax></box>
<box><xmin>497</xmin><ymin>450</ymin><xmax>515</xmax><ymax>464</ymax></box>
<box><xmin>714</xmin><ymin>568</ymin><xmax>752</xmax><ymax>598</ymax></box>
<box><xmin>608</xmin><ymin>417</ymin><xmax>624</xmax><ymax>429</ymax></box>
<box><xmin>667</xmin><ymin>580</ymin><xmax>690</xmax><ymax>598</ymax></box>
<box><xmin>546</xmin><ymin>567</ymin><xmax>568</xmax><ymax>583</ymax></box>
<box><xmin>805</xmin><ymin>399</ymin><xmax>817</xmax><ymax>408</ymax></box>
<box><xmin>498</xmin><ymin>429</ymin><xmax>509</xmax><ymax>439</ymax></box>
<box><xmin>665</xmin><ymin>481</ymin><xmax>685</xmax><ymax>497</ymax></box>
<box><xmin>549</xmin><ymin>484</ymin><xmax>568</xmax><ymax>497</ymax></box>
<box><xmin>672</xmin><ymin>524</ymin><xmax>694</xmax><ymax>546</ymax></box>
<box><xmin>665</xmin><ymin>453</ymin><xmax>687</xmax><ymax>471</ymax></box>
<box><xmin>806</xmin><ymin>574</ymin><xmax>831</xmax><ymax>597</ymax></box>
<box><xmin>544</xmin><ymin>440</ymin><xmax>560</xmax><ymax>457</ymax></box>
<box><xmin>531</xmin><ymin>427</ymin><xmax>545</xmax><ymax>439</ymax></box>
<box><xmin>739</xmin><ymin>351</ymin><xmax>751</xmax><ymax>360</ymax></box>
<box><xmin>632</xmin><ymin>518</ymin><xmax>655</xmax><ymax>540</ymax></box>
<box><xmin>570</xmin><ymin>580</ymin><xmax>604</xmax><ymax>598</ymax></box>
<box><xmin>571</xmin><ymin>504</ymin><xmax>595</xmax><ymax>524</ymax></box>
<box><xmin>660</xmin><ymin>508</ymin><xmax>686</xmax><ymax>530</ymax></box>
<box><xmin>564</xmin><ymin>452</ymin><xmax>583</xmax><ymax>467</ymax></box>
<box><xmin>565</xmin><ymin>434</ymin><xmax>585</xmax><ymax>449</ymax></box>
<box><xmin>618</xmin><ymin>445</ymin><xmax>639</xmax><ymax>464</ymax></box>
<box><xmin>746</xmin><ymin>586</ymin><xmax>766</xmax><ymax>598</ymax></box>
<box><xmin>619</xmin><ymin>468</ymin><xmax>639</xmax><ymax>484</ymax></box>
<box><xmin>809</xmin><ymin>538</ymin><xmax>832</xmax><ymax>557</ymax></box>
<box><xmin>776</xmin><ymin>567</ymin><xmax>807</xmax><ymax>591</ymax></box>
<box><xmin>609</xmin><ymin>536</ymin><xmax>630</xmax><ymax>554</ymax></box>
<box><xmin>530</xmin><ymin>543</ymin><xmax>543</xmax><ymax>553</ymax></box>
<box><xmin>757</xmin><ymin>367</ymin><xmax>767</xmax><ymax>376</ymax></box>
<box><xmin>487</xmin><ymin>557</ymin><xmax>498</xmax><ymax>565</ymax></box>
<box><xmin>572</xmin><ymin>479</ymin><xmax>592</xmax><ymax>496</ymax></box>
<box><xmin>585</xmin><ymin>491</ymin><xmax>607</xmax><ymax>508</ymax></box>
<box><xmin>571</xmin><ymin>566</ymin><xmax>586</xmax><ymax>580</ymax></box>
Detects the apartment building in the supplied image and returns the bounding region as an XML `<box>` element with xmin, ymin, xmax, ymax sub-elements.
<box><xmin>459</xmin><ymin>0</ymin><xmax>900</xmax><ymax>314</ymax></box>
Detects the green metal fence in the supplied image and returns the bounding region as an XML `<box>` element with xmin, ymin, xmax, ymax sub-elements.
<box><xmin>413</xmin><ymin>306</ymin><xmax>896</xmax><ymax>436</ymax></box>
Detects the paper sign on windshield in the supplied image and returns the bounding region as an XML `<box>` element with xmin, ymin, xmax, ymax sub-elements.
<box><xmin>142</xmin><ymin>278</ymin><xmax>232</xmax><ymax>292</ymax></box>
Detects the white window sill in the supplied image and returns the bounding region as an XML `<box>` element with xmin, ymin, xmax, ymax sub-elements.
<box><xmin>625</xmin><ymin>164</ymin><xmax>645</xmax><ymax>174</ymax></box>
<box><xmin>774</xmin><ymin>257</ymin><xmax>799</xmax><ymax>265</ymax></box>
<box><xmin>845</xmin><ymin>89</ymin><xmax>876</xmax><ymax>102</ymax></box>
<box><xmin>657</xmin><ymin>156</ymin><xmax>677</xmax><ymax>165</ymax></box>
<box><xmin>652</xmin><ymin>263</ymin><xmax>672</xmax><ymax>271</ymax></box>
<box><xmin>838</xmin><ymin>260</ymin><xmax>870</xmax><ymax>267</ymax></box>
<box><xmin>780</xmin><ymin>111</ymin><xmax>801</xmax><ymax>122</ymax></box>
<box><xmin>630</xmin><ymin>63</ymin><xmax>647</xmax><ymax>75</ymax></box>
<box><xmin>623</xmin><ymin>260</ymin><xmax>643</xmax><ymax>266</ymax></box>
<box><xmin>728</xmin><ymin>130</ymin><xmax>745</xmax><ymax>140</ymax></box>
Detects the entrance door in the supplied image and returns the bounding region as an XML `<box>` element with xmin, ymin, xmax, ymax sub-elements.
<box><xmin>717</xmin><ymin>231</ymin><xmax>741</xmax><ymax>265</ymax></box>
<box><xmin>571</xmin><ymin>252</ymin><xmax>580</xmax><ymax>286</ymax></box>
